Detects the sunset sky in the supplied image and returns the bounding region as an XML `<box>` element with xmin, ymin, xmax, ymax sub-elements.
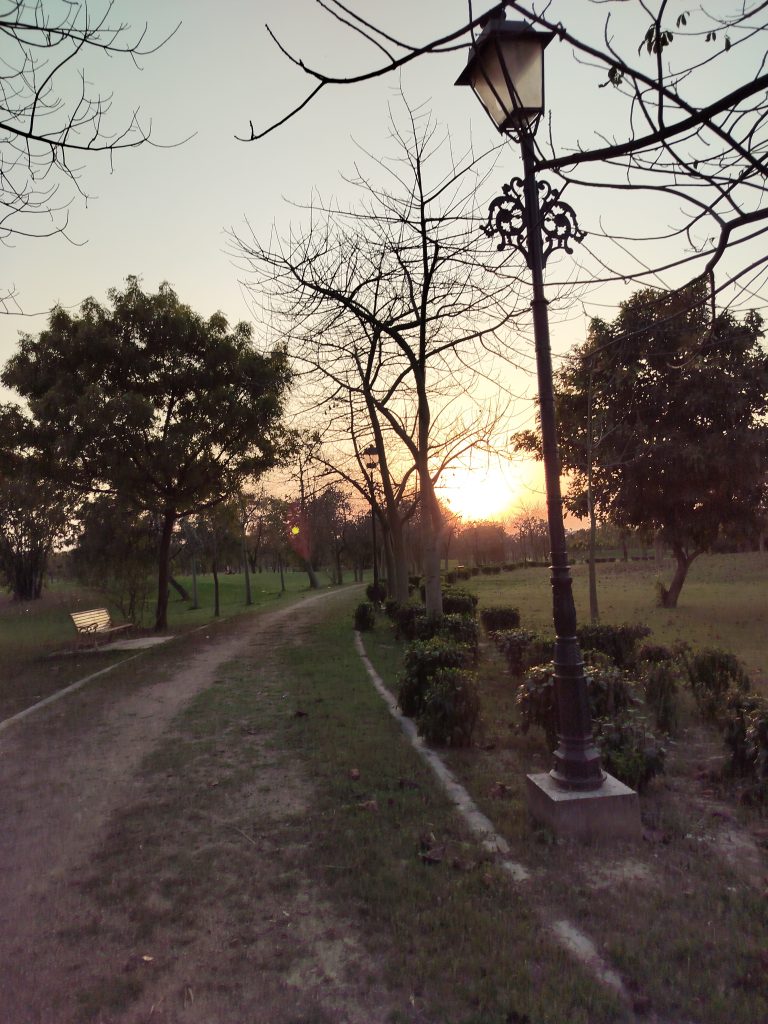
<box><xmin>2</xmin><ymin>1</ymin><xmax>763</xmax><ymax>521</ymax></box>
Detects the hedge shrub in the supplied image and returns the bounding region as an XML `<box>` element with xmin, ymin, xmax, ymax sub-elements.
<box><xmin>723</xmin><ymin>693</ymin><xmax>768</xmax><ymax>801</ymax></box>
<box><xmin>398</xmin><ymin>637</ymin><xmax>471</xmax><ymax>718</ymax></box>
<box><xmin>479</xmin><ymin>606</ymin><xmax>521</xmax><ymax>632</ymax></box>
<box><xmin>415</xmin><ymin>667</ymin><xmax>480</xmax><ymax>747</ymax></box>
<box><xmin>575</xmin><ymin>623</ymin><xmax>651</xmax><ymax>669</ymax></box>
<box><xmin>353</xmin><ymin>602</ymin><xmax>376</xmax><ymax>632</ymax></box>
<box><xmin>684</xmin><ymin>648</ymin><xmax>750</xmax><ymax>722</ymax></box>
<box><xmin>365</xmin><ymin>582</ymin><xmax>387</xmax><ymax>604</ymax></box>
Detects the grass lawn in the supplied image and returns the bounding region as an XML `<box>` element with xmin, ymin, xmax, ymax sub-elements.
<box><xmin>74</xmin><ymin>579</ymin><xmax>767</xmax><ymax>1023</ymax></box>
<box><xmin>0</xmin><ymin>569</ymin><xmax>342</xmax><ymax>722</ymax></box>
<box><xmin>464</xmin><ymin>552</ymin><xmax>768</xmax><ymax>688</ymax></box>
<box><xmin>3</xmin><ymin>554</ymin><xmax>766</xmax><ymax>1022</ymax></box>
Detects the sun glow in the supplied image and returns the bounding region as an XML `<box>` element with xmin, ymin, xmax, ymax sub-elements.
<box><xmin>437</xmin><ymin>461</ymin><xmax>528</xmax><ymax>523</ymax></box>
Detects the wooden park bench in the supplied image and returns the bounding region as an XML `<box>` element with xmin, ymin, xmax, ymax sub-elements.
<box><xmin>70</xmin><ymin>608</ymin><xmax>133</xmax><ymax>646</ymax></box>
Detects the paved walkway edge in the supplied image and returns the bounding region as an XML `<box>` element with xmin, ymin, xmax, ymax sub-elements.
<box><xmin>0</xmin><ymin>655</ymin><xmax>143</xmax><ymax>734</ymax></box>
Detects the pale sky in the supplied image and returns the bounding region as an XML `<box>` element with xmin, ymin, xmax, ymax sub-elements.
<box><xmin>2</xmin><ymin>1</ymin><xmax>764</xmax><ymax>520</ymax></box>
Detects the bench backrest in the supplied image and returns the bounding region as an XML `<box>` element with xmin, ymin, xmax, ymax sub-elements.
<box><xmin>71</xmin><ymin>608</ymin><xmax>113</xmax><ymax>633</ymax></box>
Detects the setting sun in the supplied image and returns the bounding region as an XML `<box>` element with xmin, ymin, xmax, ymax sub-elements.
<box><xmin>437</xmin><ymin>461</ymin><xmax>529</xmax><ymax>523</ymax></box>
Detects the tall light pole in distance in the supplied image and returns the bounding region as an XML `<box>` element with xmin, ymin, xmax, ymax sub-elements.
<box><xmin>363</xmin><ymin>444</ymin><xmax>380</xmax><ymax>595</ymax></box>
<box><xmin>456</xmin><ymin>10</ymin><xmax>640</xmax><ymax>839</ymax></box>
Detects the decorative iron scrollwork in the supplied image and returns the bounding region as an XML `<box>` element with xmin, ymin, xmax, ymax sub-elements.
<box><xmin>482</xmin><ymin>177</ymin><xmax>586</xmax><ymax>267</ymax></box>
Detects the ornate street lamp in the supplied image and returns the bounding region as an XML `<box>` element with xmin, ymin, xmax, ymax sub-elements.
<box><xmin>363</xmin><ymin>444</ymin><xmax>380</xmax><ymax>594</ymax></box>
<box><xmin>457</xmin><ymin>12</ymin><xmax>604</xmax><ymax>792</ymax></box>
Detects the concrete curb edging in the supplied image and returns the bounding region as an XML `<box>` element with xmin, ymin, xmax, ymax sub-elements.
<box><xmin>353</xmin><ymin>630</ymin><xmax>637</xmax><ymax>1009</ymax></box>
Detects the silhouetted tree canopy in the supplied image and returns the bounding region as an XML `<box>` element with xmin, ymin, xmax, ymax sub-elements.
<box><xmin>523</xmin><ymin>282</ymin><xmax>768</xmax><ymax>607</ymax></box>
<box><xmin>2</xmin><ymin>277</ymin><xmax>292</xmax><ymax>628</ymax></box>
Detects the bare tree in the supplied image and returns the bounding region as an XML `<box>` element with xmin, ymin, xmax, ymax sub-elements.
<box><xmin>233</xmin><ymin>103</ymin><xmax>529</xmax><ymax>614</ymax></box>
<box><xmin>247</xmin><ymin>1</ymin><xmax>768</xmax><ymax>313</ymax></box>
<box><xmin>237</xmin><ymin>108</ymin><xmax>532</xmax><ymax>610</ymax></box>
<box><xmin>1</xmin><ymin>0</ymin><xmax>175</xmax><ymax>310</ymax></box>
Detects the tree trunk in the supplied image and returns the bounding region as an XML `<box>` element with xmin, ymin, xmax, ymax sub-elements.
<box><xmin>304</xmin><ymin>559</ymin><xmax>320</xmax><ymax>589</ymax></box>
<box><xmin>154</xmin><ymin>509</ymin><xmax>177</xmax><ymax>631</ymax></box>
<box><xmin>660</xmin><ymin>546</ymin><xmax>699</xmax><ymax>608</ymax></box>
<box><xmin>242</xmin><ymin>531</ymin><xmax>253</xmax><ymax>605</ymax></box>
<box><xmin>169</xmin><ymin>575</ymin><xmax>191</xmax><ymax>601</ymax></box>
<box><xmin>419</xmin><ymin>461</ymin><xmax>444</xmax><ymax>617</ymax></box>
<box><xmin>278</xmin><ymin>554</ymin><xmax>286</xmax><ymax>593</ymax></box>
<box><xmin>190</xmin><ymin>553</ymin><xmax>199</xmax><ymax>609</ymax></box>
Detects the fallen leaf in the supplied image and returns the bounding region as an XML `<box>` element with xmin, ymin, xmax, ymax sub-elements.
<box><xmin>398</xmin><ymin>778</ymin><xmax>420</xmax><ymax>790</ymax></box>
<box><xmin>419</xmin><ymin>844</ymin><xmax>445</xmax><ymax>865</ymax></box>
<box><xmin>293</xmin><ymin>709</ymin><xmax>308</xmax><ymax>718</ymax></box>
<box><xmin>359</xmin><ymin>799</ymin><xmax>378</xmax><ymax>812</ymax></box>
<box><xmin>348</xmin><ymin>768</ymin><xmax>361</xmax><ymax>780</ymax></box>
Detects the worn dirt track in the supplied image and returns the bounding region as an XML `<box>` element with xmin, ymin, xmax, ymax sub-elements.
<box><xmin>0</xmin><ymin>588</ymin><xmax>399</xmax><ymax>1024</ymax></box>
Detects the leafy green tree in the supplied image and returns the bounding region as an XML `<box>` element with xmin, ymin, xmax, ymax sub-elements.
<box><xmin>527</xmin><ymin>282</ymin><xmax>768</xmax><ymax>608</ymax></box>
<box><xmin>2</xmin><ymin>278</ymin><xmax>292</xmax><ymax>629</ymax></box>
<box><xmin>71</xmin><ymin>495</ymin><xmax>157</xmax><ymax>623</ymax></box>
<box><xmin>0</xmin><ymin>406</ymin><xmax>79</xmax><ymax>600</ymax></box>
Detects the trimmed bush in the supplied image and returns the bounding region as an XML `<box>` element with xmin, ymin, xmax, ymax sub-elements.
<box><xmin>442</xmin><ymin>588</ymin><xmax>478</xmax><ymax>616</ymax></box>
<box><xmin>354</xmin><ymin>602</ymin><xmax>376</xmax><ymax>632</ymax></box>
<box><xmin>593</xmin><ymin>712</ymin><xmax>666</xmax><ymax>792</ymax></box>
<box><xmin>576</xmin><ymin>623</ymin><xmax>651</xmax><ymax>669</ymax></box>
<box><xmin>516</xmin><ymin>659</ymin><xmax>636</xmax><ymax>749</ymax></box>
<box><xmin>393</xmin><ymin>602</ymin><xmax>425</xmax><ymax>642</ymax></box>
<box><xmin>398</xmin><ymin>637</ymin><xmax>470</xmax><ymax>718</ymax></box>
<box><xmin>365</xmin><ymin>582</ymin><xmax>387</xmax><ymax>604</ymax></box>
<box><xmin>415</xmin><ymin>667</ymin><xmax>480</xmax><ymax>747</ymax></box>
<box><xmin>723</xmin><ymin>694</ymin><xmax>768</xmax><ymax>801</ymax></box>
<box><xmin>684</xmin><ymin>648</ymin><xmax>751</xmax><ymax>722</ymax></box>
<box><xmin>523</xmin><ymin>633</ymin><xmax>555</xmax><ymax>671</ymax></box>
<box><xmin>642</xmin><ymin>660</ymin><xmax>683</xmax><ymax>734</ymax></box>
<box><xmin>480</xmin><ymin>606</ymin><xmax>521</xmax><ymax>632</ymax></box>
<box><xmin>384</xmin><ymin>598</ymin><xmax>400</xmax><ymax>620</ymax></box>
<box><xmin>516</xmin><ymin>663</ymin><xmax>558</xmax><ymax>749</ymax></box>
<box><xmin>413</xmin><ymin>612</ymin><xmax>478</xmax><ymax>653</ymax></box>
<box><xmin>491</xmin><ymin>628</ymin><xmax>537</xmax><ymax>676</ymax></box>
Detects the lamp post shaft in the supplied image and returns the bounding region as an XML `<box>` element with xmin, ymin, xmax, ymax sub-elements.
<box><xmin>520</xmin><ymin>132</ymin><xmax>604</xmax><ymax>790</ymax></box>
<box><xmin>370</xmin><ymin>481</ymin><xmax>379</xmax><ymax>592</ymax></box>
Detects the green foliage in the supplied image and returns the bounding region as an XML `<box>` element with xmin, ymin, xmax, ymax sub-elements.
<box><xmin>354</xmin><ymin>602</ymin><xmax>376</xmax><ymax>632</ymax></box>
<box><xmin>398</xmin><ymin>637</ymin><xmax>470</xmax><ymax>718</ymax></box>
<box><xmin>441</xmin><ymin>588</ymin><xmax>478</xmax><ymax>616</ymax></box>
<box><xmin>479</xmin><ymin>606</ymin><xmax>521</xmax><ymax>632</ymax></box>
<box><xmin>516</xmin><ymin>664</ymin><xmax>558</xmax><ymax>749</ymax></box>
<box><xmin>2</xmin><ymin>278</ymin><xmax>292</xmax><ymax>629</ymax></box>
<box><xmin>0</xmin><ymin>406</ymin><xmax>79</xmax><ymax>600</ymax></box>
<box><xmin>393</xmin><ymin>601</ymin><xmax>426</xmax><ymax>641</ymax></box>
<box><xmin>403</xmin><ymin>610</ymin><xmax>479</xmax><ymax>653</ymax></box>
<box><xmin>641</xmin><ymin>660</ymin><xmax>683</xmax><ymax>735</ymax></box>
<box><xmin>492</xmin><ymin>628</ymin><xmax>537</xmax><ymax>676</ymax></box>
<box><xmin>516</xmin><ymin>660</ymin><xmax>636</xmax><ymax>752</ymax></box>
<box><xmin>684</xmin><ymin>647</ymin><xmax>751</xmax><ymax>722</ymax></box>
<box><xmin>72</xmin><ymin>496</ymin><xmax>157</xmax><ymax>624</ymax></box>
<box><xmin>723</xmin><ymin>694</ymin><xmax>768</xmax><ymax>801</ymax></box>
<box><xmin>576</xmin><ymin>622</ymin><xmax>651</xmax><ymax>669</ymax></box>
<box><xmin>593</xmin><ymin>712</ymin><xmax>666</xmax><ymax>793</ymax></box>
<box><xmin>541</xmin><ymin>283</ymin><xmax>768</xmax><ymax>607</ymax></box>
<box><xmin>384</xmin><ymin>598</ymin><xmax>401</xmax><ymax>620</ymax></box>
<box><xmin>415</xmin><ymin>668</ymin><xmax>480</xmax><ymax>748</ymax></box>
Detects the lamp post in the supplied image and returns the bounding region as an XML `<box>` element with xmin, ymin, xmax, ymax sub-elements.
<box><xmin>363</xmin><ymin>444</ymin><xmax>380</xmax><ymax>594</ymax></box>
<box><xmin>457</xmin><ymin>12</ymin><xmax>604</xmax><ymax>791</ymax></box>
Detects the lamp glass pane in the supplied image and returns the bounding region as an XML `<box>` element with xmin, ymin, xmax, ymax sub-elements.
<box><xmin>470</xmin><ymin>36</ymin><xmax>543</xmax><ymax>130</ymax></box>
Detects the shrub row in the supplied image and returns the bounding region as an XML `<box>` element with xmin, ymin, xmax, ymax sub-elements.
<box><xmin>397</xmin><ymin>637</ymin><xmax>479</xmax><ymax>747</ymax></box>
<box><xmin>516</xmin><ymin>661</ymin><xmax>664</xmax><ymax>792</ymax></box>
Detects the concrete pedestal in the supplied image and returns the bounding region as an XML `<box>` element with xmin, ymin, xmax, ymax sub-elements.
<box><xmin>526</xmin><ymin>772</ymin><xmax>642</xmax><ymax>842</ymax></box>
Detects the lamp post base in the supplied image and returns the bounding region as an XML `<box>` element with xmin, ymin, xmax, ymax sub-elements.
<box><xmin>525</xmin><ymin>772</ymin><xmax>642</xmax><ymax>842</ymax></box>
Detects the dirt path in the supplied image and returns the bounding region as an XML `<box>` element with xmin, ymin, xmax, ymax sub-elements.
<box><xmin>0</xmin><ymin>588</ymin><xmax>398</xmax><ymax>1024</ymax></box>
